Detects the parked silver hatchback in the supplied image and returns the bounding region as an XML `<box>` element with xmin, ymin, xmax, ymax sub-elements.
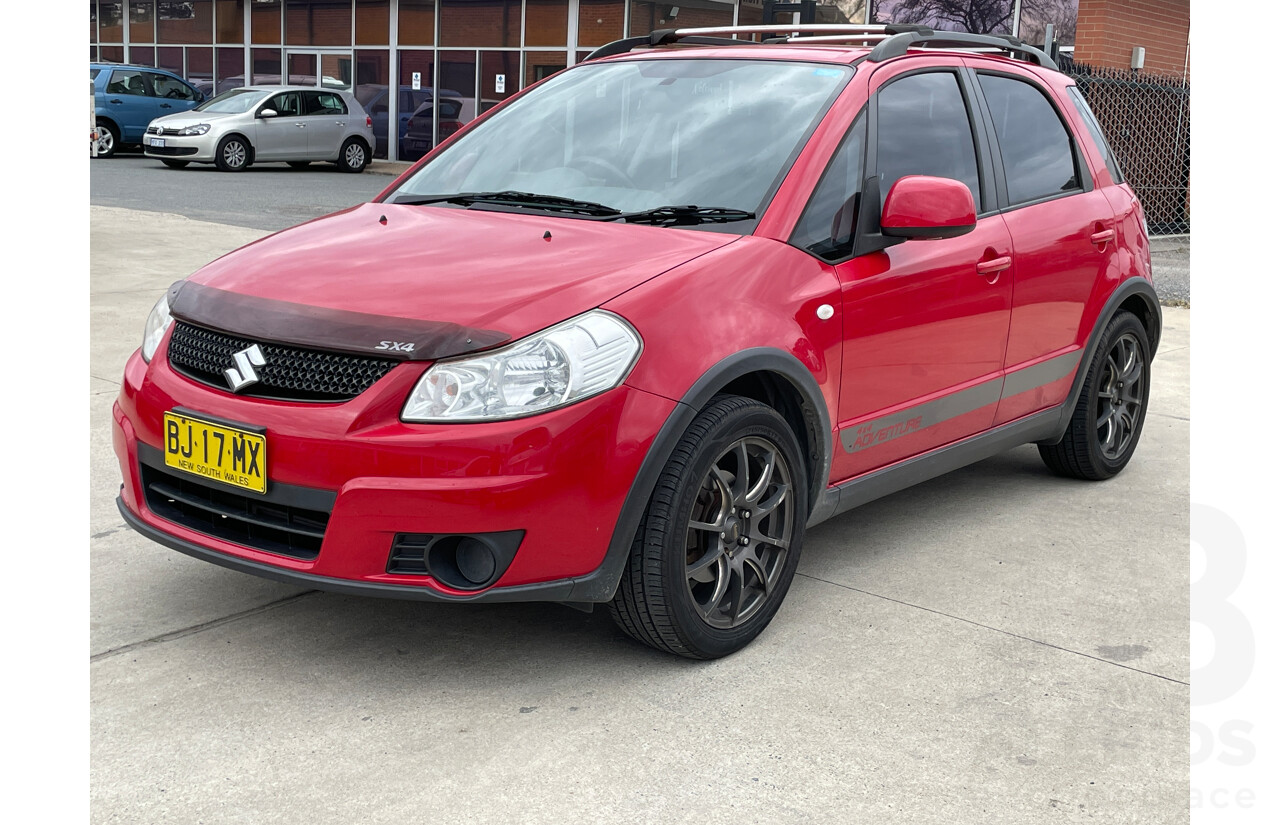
<box><xmin>143</xmin><ymin>86</ymin><xmax>375</xmax><ymax>173</ymax></box>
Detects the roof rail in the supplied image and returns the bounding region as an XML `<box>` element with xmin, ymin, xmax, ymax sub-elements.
<box><xmin>869</xmin><ymin>29</ymin><xmax>1056</xmax><ymax>68</ymax></box>
<box><xmin>583</xmin><ymin>24</ymin><xmax>1057</xmax><ymax>70</ymax></box>
<box><xmin>583</xmin><ymin>23</ymin><xmax>930</xmax><ymax>61</ymax></box>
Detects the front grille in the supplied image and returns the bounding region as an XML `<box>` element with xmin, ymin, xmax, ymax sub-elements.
<box><xmin>146</xmin><ymin>125</ymin><xmax>187</xmax><ymax>136</ymax></box>
<box><xmin>147</xmin><ymin>146</ymin><xmax>198</xmax><ymax>156</ymax></box>
<box><xmin>141</xmin><ymin>462</ymin><xmax>331</xmax><ymax>560</ymax></box>
<box><xmin>168</xmin><ymin>321</ymin><xmax>397</xmax><ymax>402</ymax></box>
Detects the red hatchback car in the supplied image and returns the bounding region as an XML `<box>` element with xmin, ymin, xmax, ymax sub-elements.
<box><xmin>115</xmin><ymin>25</ymin><xmax>1160</xmax><ymax>659</ymax></box>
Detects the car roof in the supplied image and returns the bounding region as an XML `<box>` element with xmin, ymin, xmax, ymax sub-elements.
<box><xmin>239</xmin><ymin>85</ymin><xmax>354</xmax><ymax>94</ymax></box>
<box><xmin>92</xmin><ymin>62</ymin><xmax>186</xmax><ymax>77</ymax></box>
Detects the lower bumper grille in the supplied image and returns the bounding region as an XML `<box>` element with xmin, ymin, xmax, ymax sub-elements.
<box><xmin>147</xmin><ymin>146</ymin><xmax>199</xmax><ymax>157</ymax></box>
<box><xmin>140</xmin><ymin>459</ymin><xmax>334</xmax><ymax>560</ymax></box>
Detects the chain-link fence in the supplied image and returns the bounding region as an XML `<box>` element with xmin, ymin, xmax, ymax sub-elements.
<box><xmin>1062</xmin><ymin>61</ymin><xmax>1190</xmax><ymax>236</ymax></box>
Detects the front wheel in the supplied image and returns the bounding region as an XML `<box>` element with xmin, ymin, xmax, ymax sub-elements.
<box><xmin>336</xmin><ymin>138</ymin><xmax>368</xmax><ymax>173</ymax></box>
<box><xmin>609</xmin><ymin>396</ymin><xmax>808</xmax><ymax>659</ymax></box>
<box><xmin>215</xmin><ymin>135</ymin><xmax>250</xmax><ymax>172</ymax></box>
<box><xmin>1039</xmin><ymin>310</ymin><xmax>1151</xmax><ymax>480</ymax></box>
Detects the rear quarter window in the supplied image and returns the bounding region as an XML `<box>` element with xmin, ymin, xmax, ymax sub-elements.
<box><xmin>1067</xmin><ymin>85</ymin><xmax>1125</xmax><ymax>184</ymax></box>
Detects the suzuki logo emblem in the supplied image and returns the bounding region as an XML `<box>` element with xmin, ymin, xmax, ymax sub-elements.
<box><xmin>224</xmin><ymin>344</ymin><xmax>266</xmax><ymax>392</ymax></box>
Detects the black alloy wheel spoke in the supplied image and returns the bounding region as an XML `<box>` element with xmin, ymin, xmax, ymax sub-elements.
<box><xmin>1096</xmin><ymin>332</ymin><xmax>1144</xmax><ymax>460</ymax></box>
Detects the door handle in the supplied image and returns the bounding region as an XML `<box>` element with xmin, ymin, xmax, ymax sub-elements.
<box><xmin>296</xmin><ymin>123</ymin><xmax>306</xmax><ymax>128</ymax></box>
<box><xmin>976</xmin><ymin>256</ymin><xmax>1012</xmax><ymax>276</ymax></box>
<box><xmin>159</xmin><ymin>103</ymin><xmax>172</xmax><ymax>109</ymax></box>
<box><xmin>109</xmin><ymin>98</ymin><xmax>122</xmax><ymax>104</ymax></box>
<box><xmin>334</xmin><ymin>120</ymin><xmax>345</xmax><ymax>125</ymax></box>
<box><xmin>1090</xmin><ymin>228</ymin><xmax>1116</xmax><ymax>245</ymax></box>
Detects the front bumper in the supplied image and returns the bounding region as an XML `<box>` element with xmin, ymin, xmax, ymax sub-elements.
<box><xmin>143</xmin><ymin>131</ymin><xmax>219</xmax><ymax>161</ymax></box>
<box><xmin>114</xmin><ymin>341</ymin><xmax>676</xmax><ymax>602</ymax></box>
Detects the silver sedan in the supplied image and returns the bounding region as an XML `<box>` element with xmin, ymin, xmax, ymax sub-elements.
<box><xmin>143</xmin><ymin>86</ymin><xmax>376</xmax><ymax>173</ymax></box>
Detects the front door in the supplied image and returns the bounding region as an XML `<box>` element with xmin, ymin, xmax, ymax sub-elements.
<box><xmin>829</xmin><ymin>61</ymin><xmax>1015</xmax><ymax>481</ymax></box>
<box><xmin>254</xmin><ymin>90</ymin><xmax>309</xmax><ymax>160</ymax></box>
<box><xmin>102</xmin><ymin>68</ymin><xmax>156</xmax><ymax>142</ymax></box>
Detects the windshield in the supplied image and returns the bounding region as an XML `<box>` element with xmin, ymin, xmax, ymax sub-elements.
<box><xmin>388</xmin><ymin>59</ymin><xmax>852</xmax><ymax>226</ymax></box>
<box><xmin>195</xmin><ymin>88</ymin><xmax>268</xmax><ymax>114</ymax></box>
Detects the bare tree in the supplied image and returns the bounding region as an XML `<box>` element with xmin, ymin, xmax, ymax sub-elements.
<box><xmin>1019</xmin><ymin>0</ymin><xmax>1078</xmax><ymax>45</ymax></box>
<box><xmin>877</xmin><ymin>0</ymin><xmax>1017</xmax><ymax>34</ymax></box>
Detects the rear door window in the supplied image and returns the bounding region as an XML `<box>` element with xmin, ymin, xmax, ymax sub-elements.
<box><xmin>978</xmin><ymin>73</ymin><xmax>1080</xmax><ymax>204</ymax></box>
<box><xmin>107</xmin><ymin>69</ymin><xmax>150</xmax><ymax>97</ymax></box>
<box><xmin>876</xmin><ymin>71</ymin><xmax>981</xmax><ymax>209</ymax></box>
<box><xmin>305</xmin><ymin>91</ymin><xmax>348</xmax><ymax>115</ymax></box>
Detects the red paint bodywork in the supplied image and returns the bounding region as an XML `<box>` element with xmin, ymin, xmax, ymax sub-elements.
<box><xmin>115</xmin><ymin>43</ymin><xmax>1154</xmax><ymax>599</ymax></box>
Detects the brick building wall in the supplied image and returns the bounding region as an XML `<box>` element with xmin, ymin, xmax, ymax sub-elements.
<box><xmin>1074</xmin><ymin>0</ymin><xmax>1188</xmax><ymax>76</ymax></box>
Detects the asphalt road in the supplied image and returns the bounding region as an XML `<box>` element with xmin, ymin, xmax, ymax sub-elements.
<box><xmin>90</xmin><ymin>172</ymin><xmax>1190</xmax><ymax>822</ymax></box>
<box><xmin>90</xmin><ymin>152</ymin><xmax>394</xmax><ymax>232</ymax></box>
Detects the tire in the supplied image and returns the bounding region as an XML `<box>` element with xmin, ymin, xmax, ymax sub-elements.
<box><xmin>337</xmin><ymin>138</ymin><xmax>369</xmax><ymax>173</ymax></box>
<box><xmin>287</xmin><ymin>161</ymin><xmax>311</xmax><ymax>169</ymax></box>
<box><xmin>1039</xmin><ymin>310</ymin><xmax>1151</xmax><ymax>480</ymax></box>
<box><xmin>215</xmin><ymin>135</ymin><xmax>250</xmax><ymax>172</ymax></box>
<box><xmin>608</xmin><ymin>396</ymin><xmax>808</xmax><ymax>659</ymax></box>
<box><xmin>161</xmin><ymin>159</ymin><xmax>190</xmax><ymax>169</ymax></box>
<box><xmin>94</xmin><ymin>120</ymin><xmax>118</xmax><ymax>158</ymax></box>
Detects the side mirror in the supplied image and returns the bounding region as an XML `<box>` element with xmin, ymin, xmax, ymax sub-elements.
<box><xmin>881</xmin><ymin>175</ymin><xmax>977</xmax><ymax>240</ymax></box>
<box><xmin>259</xmin><ymin>108</ymin><xmax>278</xmax><ymax>119</ymax></box>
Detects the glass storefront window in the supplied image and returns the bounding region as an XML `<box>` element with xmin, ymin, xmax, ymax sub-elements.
<box><xmin>480</xmin><ymin>50</ymin><xmax>518</xmax><ymax>105</ymax></box>
<box><xmin>253</xmin><ymin>47</ymin><xmax>283</xmax><ymax>83</ymax></box>
<box><xmin>354</xmin><ymin>49</ymin><xmax>390</xmax><ymax>156</ymax></box>
<box><xmin>158</xmin><ymin>0</ymin><xmax>213</xmax><ymax>43</ymax></box>
<box><xmin>522</xmin><ymin>50</ymin><xmax>566</xmax><ymax>87</ymax></box>
<box><xmin>440</xmin><ymin>0</ymin><xmax>519</xmax><ymax>48</ymax></box>
<box><xmin>355</xmin><ymin>0</ymin><xmax>389</xmax><ymax>45</ymax></box>
<box><xmin>252</xmin><ymin>0</ymin><xmax>281</xmax><ymax>44</ymax></box>
<box><xmin>577</xmin><ymin>0</ymin><xmax>624</xmax><ymax>48</ymax></box>
<box><xmin>398</xmin><ymin>50</ymin><xmax>436</xmax><ymax>159</ymax></box>
<box><xmin>130</xmin><ymin>46</ymin><xmax>156</xmax><ymax>66</ymax></box>
<box><xmin>215</xmin><ymin>0</ymin><xmax>244</xmax><ymax>43</ymax></box>
<box><xmin>286</xmin><ymin>0</ymin><xmax>353</xmax><ymax>47</ymax></box>
<box><xmin>524</xmin><ymin>0</ymin><xmax>568</xmax><ymax>47</ymax></box>
<box><xmin>629</xmin><ymin>0</ymin><xmax>733</xmax><ymax>36</ymax></box>
<box><xmin>129</xmin><ymin>1</ymin><xmax>155</xmax><ymax>44</ymax></box>
<box><xmin>101</xmin><ymin>45</ymin><xmax>126</xmax><ymax>62</ymax></box>
<box><xmin>92</xmin><ymin>2</ymin><xmax>99</xmax><ymax>44</ymax></box>
<box><xmin>189</xmin><ymin>47</ymin><xmax>215</xmax><ymax>86</ymax></box>
<box><xmin>216</xmin><ymin>46</ymin><xmax>246</xmax><ymax>91</ymax></box>
<box><xmin>398</xmin><ymin>0</ymin><xmax>435</xmax><ymax>46</ymax></box>
<box><xmin>101</xmin><ymin>2</ymin><xmax>124</xmax><ymax>41</ymax></box>
<box><xmin>157</xmin><ymin>45</ymin><xmax>184</xmax><ymax>73</ymax></box>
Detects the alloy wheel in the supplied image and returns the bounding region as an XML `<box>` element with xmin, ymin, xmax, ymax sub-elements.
<box><xmin>223</xmin><ymin>140</ymin><xmax>246</xmax><ymax>169</ymax></box>
<box><xmin>97</xmin><ymin>130</ymin><xmax>113</xmax><ymax>155</ymax></box>
<box><xmin>345</xmin><ymin>143</ymin><xmax>365</xmax><ymax>168</ymax></box>
<box><xmin>1096</xmin><ymin>331</ymin><xmax>1144</xmax><ymax>459</ymax></box>
<box><xmin>684</xmin><ymin>436</ymin><xmax>794</xmax><ymax>629</ymax></box>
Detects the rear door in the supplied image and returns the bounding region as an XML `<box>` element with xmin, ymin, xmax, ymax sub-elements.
<box><xmin>102</xmin><ymin>68</ymin><xmax>155</xmax><ymax>141</ymax></box>
<box><xmin>824</xmin><ymin>59</ymin><xmax>1015</xmax><ymax>481</ymax></box>
<box><xmin>964</xmin><ymin>61</ymin><xmax>1120</xmax><ymax>425</ymax></box>
<box><xmin>302</xmin><ymin>90</ymin><xmax>349</xmax><ymax>159</ymax></box>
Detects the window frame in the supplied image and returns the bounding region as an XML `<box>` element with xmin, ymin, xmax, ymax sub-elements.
<box><xmin>1066</xmin><ymin>84</ymin><xmax>1125</xmax><ymax>185</ymax></box>
<box><xmin>968</xmin><ymin>68</ymin><xmax>1095</xmax><ymax>211</ymax></box>
<box><xmin>787</xmin><ymin>108</ymin><xmax>867</xmax><ymax>262</ymax></box>
<box><xmin>107</xmin><ymin>68</ymin><xmax>154</xmax><ymax>97</ymax></box>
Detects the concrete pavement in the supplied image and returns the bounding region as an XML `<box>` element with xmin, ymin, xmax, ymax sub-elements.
<box><xmin>90</xmin><ymin>205</ymin><xmax>1189</xmax><ymax>823</ymax></box>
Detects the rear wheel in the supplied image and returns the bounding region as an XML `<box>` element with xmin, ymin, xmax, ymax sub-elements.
<box><xmin>1039</xmin><ymin>311</ymin><xmax>1150</xmax><ymax>480</ymax></box>
<box><xmin>609</xmin><ymin>396</ymin><xmax>807</xmax><ymax>659</ymax></box>
<box><xmin>161</xmin><ymin>159</ymin><xmax>189</xmax><ymax>169</ymax></box>
<box><xmin>215</xmin><ymin>135</ymin><xmax>250</xmax><ymax>172</ymax></box>
<box><xmin>337</xmin><ymin>138</ymin><xmax>368</xmax><ymax>173</ymax></box>
<box><xmin>94</xmin><ymin>120</ymin><xmax>118</xmax><ymax>158</ymax></box>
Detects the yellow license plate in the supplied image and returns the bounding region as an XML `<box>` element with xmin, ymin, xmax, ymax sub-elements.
<box><xmin>163</xmin><ymin>412</ymin><xmax>267</xmax><ymax>494</ymax></box>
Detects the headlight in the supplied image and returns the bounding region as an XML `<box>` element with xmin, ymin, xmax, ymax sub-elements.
<box><xmin>141</xmin><ymin>294</ymin><xmax>174</xmax><ymax>363</ymax></box>
<box><xmin>179</xmin><ymin>124</ymin><xmax>211</xmax><ymax>136</ymax></box>
<box><xmin>402</xmin><ymin>310</ymin><xmax>642</xmax><ymax>422</ymax></box>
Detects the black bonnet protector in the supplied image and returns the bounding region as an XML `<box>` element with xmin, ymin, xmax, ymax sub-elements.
<box><xmin>166</xmin><ymin>280</ymin><xmax>511</xmax><ymax>361</ymax></box>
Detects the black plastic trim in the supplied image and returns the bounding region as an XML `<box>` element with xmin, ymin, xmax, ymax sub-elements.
<box><xmin>869</xmin><ymin>30</ymin><xmax>1056</xmax><ymax>69</ymax></box>
<box><xmin>138</xmin><ymin>442</ymin><xmax>335</xmax><ymax>512</ymax></box>
<box><xmin>118</xmin><ymin>497</ymin><xmax>577</xmax><ymax>603</ymax></box>
<box><xmin>1039</xmin><ymin>276</ymin><xmax>1161</xmax><ymax>443</ymax></box>
<box><xmin>563</xmin><ymin>348</ymin><xmax>834</xmax><ymax>602</ymax></box>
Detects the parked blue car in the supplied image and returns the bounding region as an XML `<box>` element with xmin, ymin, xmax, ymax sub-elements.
<box><xmin>92</xmin><ymin>63</ymin><xmax>204</xmax><ymax>157</ymax></box>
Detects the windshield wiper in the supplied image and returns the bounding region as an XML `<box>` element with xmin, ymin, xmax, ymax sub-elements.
<box><xmin>393</xmin><ymin>191</ymin><xmax>621</xmax><ymax>217</ymax></box>
<box><xmin>609</xmin><ymin>205</ymin><xmax>756</xmax><ymax>227</ymax></box>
